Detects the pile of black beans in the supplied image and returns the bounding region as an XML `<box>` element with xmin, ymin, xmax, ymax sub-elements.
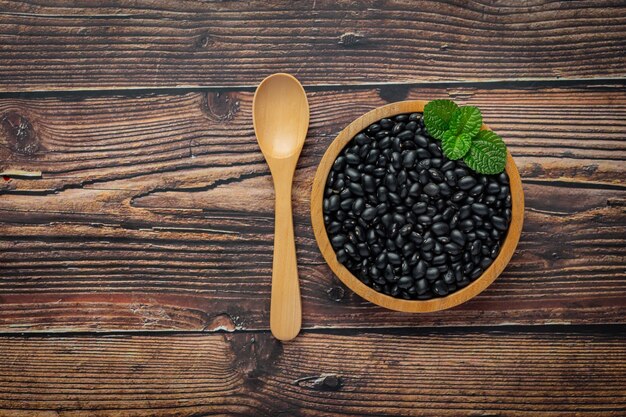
<box><xmin>323</xmin><ymin>112</ymin><xmax>512</xmax><ymax>300</ymax></box>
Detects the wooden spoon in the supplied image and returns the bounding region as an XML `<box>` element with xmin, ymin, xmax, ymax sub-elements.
<box><xmin>253</xmin><ymin>73</ymin><xmax>309</xmax><ymax>341</ymax></box>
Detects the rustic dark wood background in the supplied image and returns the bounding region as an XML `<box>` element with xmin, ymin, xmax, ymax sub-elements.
<box><xmin>1</xmin><ymin>1</ymin><xmax>625</xmax><ymax>415</ymax></box>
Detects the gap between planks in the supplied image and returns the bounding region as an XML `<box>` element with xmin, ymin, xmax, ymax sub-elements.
<box><xmin>1</xmin><ymin>76</ymin><xmax>625</xmax><ymax>97</ymax></box>
<box><xmin>1</xmin><ymin>323</ymin><xmax>624</xmax><ymax>338</ymax></box>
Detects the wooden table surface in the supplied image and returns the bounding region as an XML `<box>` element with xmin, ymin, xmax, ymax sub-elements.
<box><xmin>1</xmin><ymin>1</ymin><xmax>625</xmax><ymax>415</ymax></box>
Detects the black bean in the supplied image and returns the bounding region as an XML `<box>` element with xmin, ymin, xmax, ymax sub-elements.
<box><xmin>387</xmin><ymin>252</ymin><xmax>402</xmax><ymax>265</ymax></box>
<box><xmin>458</xmin><ymin>176</ymin><xmax>477</xmax><ymax>190</ymax></box>
<box><xmin>347</xmin><ymin>181</ymin><xmax>363</xmax><ymax>196</ymax></box>
<box><xmin>424</xmin><ymin>183</ymin><xmax>440</xmax><ymax>197</ymax></box>
<box><xmin>486</xmin><ymin>182</ymin><xmax>500</xmax><ymax>194</ymax></box>
<box><xmin>470</xmin><ymin>267</ymin><xmax>483</xmax><ymax>280</ymax></box>
<box><xmin>491</xmin><ymin>244</ymin><xmax>500</xmax><ymax>259</ymax></box>
<box><xmin>431</xmin><ymin>222</ymin><xmax>450</xmax><ymax>236</ymax></box>
<box><xmin>428</xmin><ymin>168</ymin><xmax>444</xmax><ymax>182</ymax></box>
<box><xmin>417</xmin><ymin>215</ymin><xmax>433</xmax><ymax>226</ymax></box>
<box><xmin>351</xmin><ymin>197</ymin><xmax>364</xmax><ymax>214</ymax></box>
<box><xmin>375</xmin><ymin>252</ymin><xmax>387</xmax><ymax>269</ymax></box>
<box><xmin>361</xmin><ymin>207</ymin><xmax>377</xmax><ymax>221</ymax></box>
<box><xmin>469</xmin><ymin>184</ymin><xmax>484</xmax><ymax>197</ymax></box>
<box><xmin>387</xmin><ymin>192</ymin><xmax>401</xmax><ymax>205</ymax></box>
<box><xmin>471</xmin><ymin>240</ymin><xmax>482</xmax><ymax>256</ymax></box>
<box><xmin>444</xmin><ymin>242</ymin><xmax>462</xmax><ymax>255</ymax></box>
<box><xmin>422</xmin><ymin>237</ymin><xmax>435</xmax><ymax>251</ymax></box>
<box><xmin>378</xmin><ymin>135</ymin><xmax>391</xmax><ymax>149</ymax></box>
<box><xmin>327</xmin><ymin>195</ymin><xmax>340</xmax><ymax>211</ymax></box>
<box><xmin>432</xmin><ymin>280</ymin><xmax>449</xmax><ymax>296</ymax></box>
<box><xmin>380</xmin><ymin>118</ymin><xmax>393</xmax><ymax>129</ymax></box>
<box><xmin>410</xmin><ymin>202</ymin><xmax>426</xmax><ymax>215</ymax></box>
<box><xmin>398</xmin><ymin>275</ymin><xmax>413</xmax><ymax>289</ymax></box>
<box><xmin>444</xmin><ymin>170</ymin><xmax>457</xmax><ymax>186</ymax></box>
<box><xmin>471</xmin><ymin>203</ymin><xmax>488</xmax><ymax>216</ymax></box>
<box><xmin>433</xmin><ymin>254</ymin><xmax>447</xmax><ymax>265</ymax></box>
<box><xmin>385</xmin><ymin>173</ymin><xmax>397</xmax><ymax>192</ymax></box>
<box><xmin>405</xmin><ymin>121</ymin><xmax>418</xmax><ymax>132</ymax></box>
<box><xmin>459</xmin><ymin>205</ymin><xmax>472</xmax><ymax>220</ymax></box>
<box><xmin>450</xmin><ymin>191</ymin><xmax>465</xmax><ymax>203</ymax></box>
<box><xmin>368</xmin><ymin>123</ymin><xmax>382</xmax><ymax>134</ymax></box>
<box><xmin>346</xmin><ymin>153</ymin><xmax>360</xmax><ymax>165</ymax></box>
<box><xmin>426</xmin><ymin>267</ymin><xmax>440</xmax><ymax>281</ymax></box>
<box><xmin>402</xmin><ymin>150</ymin><xmax>417</xmax><ymax>168</ymax></box>
<box><xmin>413</xmin><ymin>134</ymin><xmax>428</xmax><ymax>148</ymax></box>
<box><xmin>478</xmin><ymin>257</ymin><xmax>491</xmax><ymax>269</ymax></box>
<box><xmin>428</xmin><ymin>142</ymin><xmax>442</xmax><ymax>157</ymax></box>
<box><xmin>392</xmin><ymin>122</ymin><xmax>406</xmax><ymax>135</ymax></box>
<box><xmin>340</xmin><ymin>197</ymin><xmax>354</xmax><ymax>211</ymax></box>
<box><xmin>327</xmin><ymin>221</ymin><xmax>342</xmax><ymax>234</ymax></box>
<box><xmin>460</xmin><ymin>219</ymin><xmax>474</xmax><ymax>232</ymax></box>
<box><xmin>376</xmin><ymin>203</ymin><xmax>388</xmax><ymax>215</ymax></box>
<box><xmin>344</xmin><ymin>242</ymin><xmax>358</xmax><ymax>258</ymax></box>
<box><xmin>492</xmin><ymin>216</ymin><xmax>508</xmax><ymax>231</ymax></box>
<box><xmin>415</xmin><ymin>278</ymin><xmax>429</xmax><ymax>294</ymax></box>
<box><xmin>397</xmin><ymin>170</ymin><xmax>407</xmax><ymax>185</ymax></box>
<box><xmin>396</xmin><ymin>130</ymin><xmax>413</xmax><ymax>141</ymax></box>
<box><xmin>331</xmin><ymin>234</ymin><xmax>347</xmax><ymax>248</ymax></box>
<box><xmin>450</xmin><ymin>229</ymin><xmax>466</xmax><ymax>246</ymax></box>
<box><xmin>362</xmin><ymin>174</ymin><xmax>376</xmax><ymax>193</ymax></box>
<box><xmin>356</xmin><ymin>133</ymin><xmax>371</xmax><ymax>146</ymax></box>
<box><xmin>438</xmin><ymin>183</ymin><xmax>451</xmax><ymax>198</ymax></box>
<box><xmin>333</xmin><ymin>156</ymin><xmax>347</xmax><ymax>172</ymax></box>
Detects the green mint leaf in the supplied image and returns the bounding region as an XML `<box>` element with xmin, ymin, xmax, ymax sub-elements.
<box><xmin>463</xmin><ymin>130</ymin><xmax>507</xmax><ymax>174</ymax></box>
<box><xmin>423</xmin><ymin>99</ymin><xmax>458</xmax><ymax>140</ymax></box>
<box><xmin>441</xmin><ymin>131</ymin><xmax>471</xmax><ymax>160</ymax></box>
<box><xmin>449</xmin><ymin>106</ymin><xmax>482</xmax><ymax>137</ymax></box>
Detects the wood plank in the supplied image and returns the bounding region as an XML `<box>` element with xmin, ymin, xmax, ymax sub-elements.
<box><xmin>0</xmin><ymin>84</ymin><xmax>625</xmax><ymax>332</ymax></box>
<box><xmin>0</xmin><ymin>329</ymin><xmax>624</xmax><ymax>416</ymax></box>
<box><xmin>1</xmin><ymin>0</ymin><xmax>626</xmax><ymax>91</ymax></box>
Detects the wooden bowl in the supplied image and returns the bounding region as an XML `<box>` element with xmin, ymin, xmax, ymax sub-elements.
<box><xmin>311</xmin><ymin>100</ymin><xmax>524</xmax><ymax>312</ymax></box>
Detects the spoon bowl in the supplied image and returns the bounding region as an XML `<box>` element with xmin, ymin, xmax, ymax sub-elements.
<box><xmin>253</xmin><ymin>73</ymin><xmax>309</xmax><ymax>341</ymax></box>
<box><xmin>254</xmin><ymin>74</ymin><xmax>309</xmax><ymax>160</ymax></box>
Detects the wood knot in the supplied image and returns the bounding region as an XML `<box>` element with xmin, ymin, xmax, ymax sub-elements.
<box><xmin>201</xmin><ymin>91</ymin><xmax>240</xmax><ymax>122</ymax></box>
<box><xmin>338</xmin><ymin>32</ymin><xmax>366</xmax><ymax>47</ymax></box>
<box><xmin>227</xmin><ymin>333</ymin><xmax>283</xmax><ymax>390</ymax></box>
<box><xmin>195</xmin><ymin>33</ymin><xmax>213</xmax><ymax>48</ymax></box>
<box><xmin>294</xmin><ymin>373</ymin><xmax>342</xmax><ymax>391</ymax></box>
<box><xmin>1</xmin><ymin>111</ymin><xmax>40</xmax><ymax>156</ymax></box>
<box><xmin>204</xmin><ymin>313</ymin><xmax>239</xmax><ymax>332</ymax></box>
<box><xmin>326</xmin><ymin>286</ymin><xmax>345</xmax><ymax>302</ymax></box>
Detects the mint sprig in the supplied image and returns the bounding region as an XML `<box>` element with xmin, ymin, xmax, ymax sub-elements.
<box><xmin>441</xmin><ymin>131</ymin><xmax>471</xmax><ymax>160</ymax></box>
<box><xmin>423</xmin><ymin>99</ymin><xmax>507</xmax><ymax>174</ymax></box>
<box><xmin>423</xmin><ymin>99</ymin><xmax>458</xmax><ymax>140</ymax></box>
<box><xmin>448</xmin><ymin>106</ymin><xmax>482</xmax><ymax>137</ymax></box>
<box><xmin>464</xmin><ymin>130</ymin><xmax>507</xmax><ymax>174</ymax></box>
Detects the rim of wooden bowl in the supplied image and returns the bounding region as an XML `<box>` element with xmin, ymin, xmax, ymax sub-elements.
<box><xmin>311</xmin><ymin>100</ymin><xmax>524</xmax><ymax>312</ymax></box>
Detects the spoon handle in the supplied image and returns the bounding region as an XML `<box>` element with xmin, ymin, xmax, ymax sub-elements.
<box><xmin>270</xmin><ymin>170</ymin><xmax>301</xmax><ymax>341</ymax></box>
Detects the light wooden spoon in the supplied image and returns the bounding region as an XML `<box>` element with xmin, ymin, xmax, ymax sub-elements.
<box><xmin>253</xmin><ymin>73</ymin><xmax>309</xmax><ymax>341</ymax></box>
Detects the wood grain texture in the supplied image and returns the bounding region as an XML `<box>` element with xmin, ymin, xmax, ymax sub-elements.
<box><xmin>0</xmin><ymin>84</ymin><xmax>624</xmax><ymax>332</ymax></box>
<box><xmin>0</xmin><ymin>330</ymin><xmax>625</xmax><ymax>416</ymax></box>
<box><xmin>310</xmin><ymin>99</ymin><xmax>525</xmax><ymax>313</ymax></box>
<box><xmin>1</xmin><ymin>0</ymin><xmax>626</xmax><ymax>91</ymax></box>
